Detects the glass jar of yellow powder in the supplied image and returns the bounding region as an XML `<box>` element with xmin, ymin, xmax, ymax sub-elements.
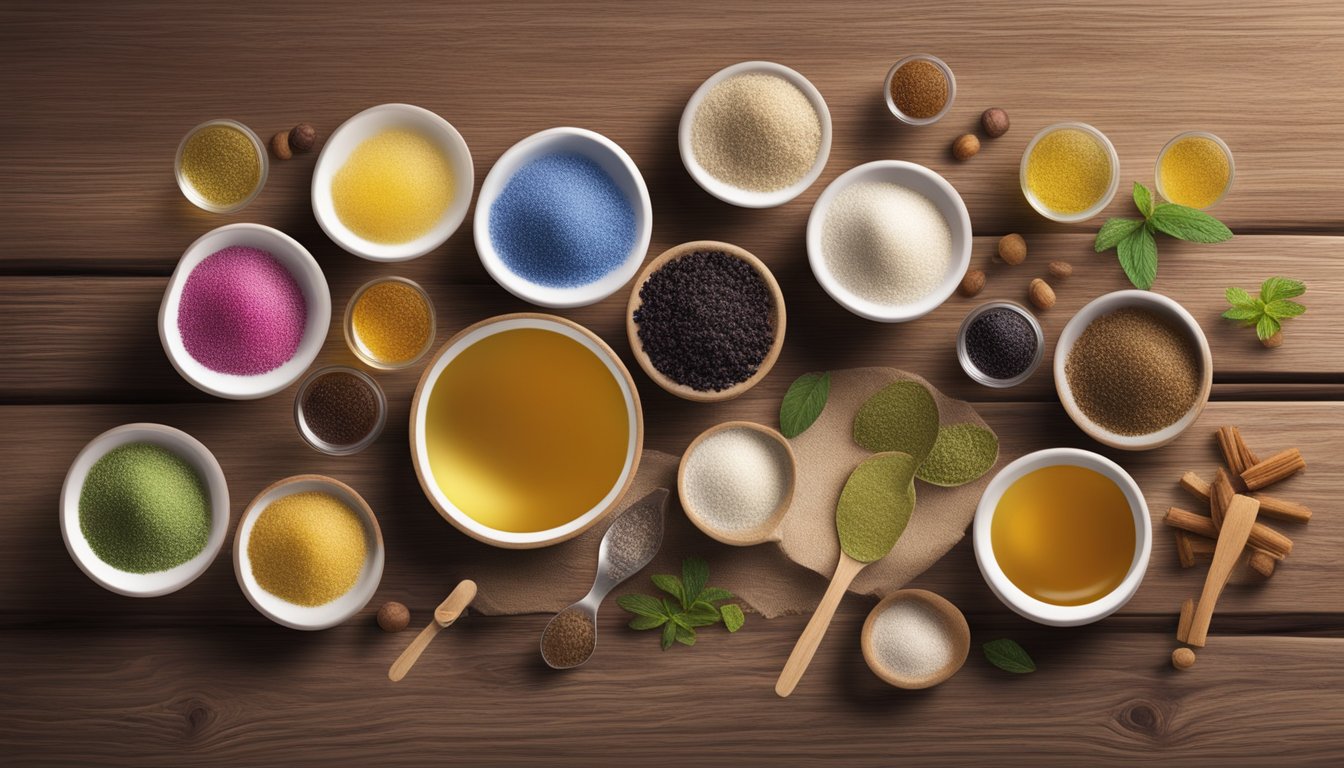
<box><xmin>344</xmin><ymin>276</ymin><xmax>437</xmax><ymax>369</ymax></box>
<box><xmin>1156</xmin><ymin>131</ymin><xmax>1234</xmax><ymax>210</ymax></box>
<box><xmin>174</xmin><ymin>119</ymin><xmax>267</xmax><ymax>213</ymax></box>
<box><xmin>1020</xmin><ymin>122</ymin><xmax>1119</xmax><ymax>222</ymax></box>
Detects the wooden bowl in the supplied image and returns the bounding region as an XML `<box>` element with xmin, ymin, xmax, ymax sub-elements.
<box><xmin>677</xmin><ymin>421</ymin><xmax>796</xmax><ymax>546</ymax></box>
<box><xmin>861</xmin><ymin>589</ymin><xmax>970</xmax><ymax>689</ymax></box>
<box><xmin>626</xmin><ymin>241</ymin><xmax>786</xmax><ymax>402</ymax></box>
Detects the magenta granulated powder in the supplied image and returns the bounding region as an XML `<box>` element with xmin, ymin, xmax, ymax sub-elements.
<box><xmin>177</xmin><ymin>246</ymin><xmax>307</xmax><ymax>375</ymax></box>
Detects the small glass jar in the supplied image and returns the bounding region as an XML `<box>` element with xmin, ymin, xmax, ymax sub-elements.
<box><xmin>1155</xmin><ymin>130</ymin><xmax>1235</xmax><ymax>210</ymax></box>
<box><xmin>1019</xmin><ymin>121</ymin><xmax>1120</xmax><ymax>223</ymax></box>
<box><xmin>174</xmin><ymin>119</ymin><xmax>268</xmax><ymax>214</ymax></box>
<box><xmin>293</xmin><ymin>366</ymin><xmax>387</xmax><ymax>456</ymax></box>
<box><xmin>884</xmin><ymin>54</ymin><xmax>956</xmax><ymax>126</ymax></box>
<box><xmin>957</xmin><ymin>301</ymin><xmax>1044</xmax><ymax>388</ymax></box>
<box><xmin>343</xmin><ymin>276</ymin><xmax>438</xmax><ymax>370</ymax></box>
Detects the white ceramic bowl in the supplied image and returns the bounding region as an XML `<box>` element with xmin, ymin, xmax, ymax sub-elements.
<box><xmin>410</xmin><ymin>313</ymin><xmax>644</xmax><ymax>549</ymax></box>
<box><xmin>1019</xmin><ymin>121</ymin><xmax>1120</xmax><ymax>223</ymax></box>
<box><xmin>807</xmin><ymin>160</ymin><xmax>972</xmax><ymax>322</ymax></box>
<box><xmin>974</xmin><ymin>448</ymin><xmax>1152</xmax><ymax>627</ymax></box>
<box><xmin>312</xmin><ymin>103</ymin><xmax>475</xmax><ymax>262</ymax></box>
<box><xmin>1054</xmin><ymin>290</ymin><xmax>1213</xmax><ymax>451</ymax></box>
<box><xmin>159</xmin><ymin>223</ymin><xmax>331</xmax><ymax>400</ymax></box>
<box><xmin>474</xmin><ymin>127</ymin><xmax>652</xmax><ymax>308</ymax></box>
<box><xmin>678</xmin><ymin>61</ymin><xmax>832</xmax><ymax>209</ymax></box>
<box><xmin>60</xmin><ymin>423</ymin><xmax>230</xmax><ymax>597</ymax></box>
<box><xmin>234</xmin><ymin>475</ymin><xmax>385</xmax><ymax>631</ymax></box>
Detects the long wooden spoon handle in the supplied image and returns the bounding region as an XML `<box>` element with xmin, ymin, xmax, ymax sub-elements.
<box><xmin>775</xmin><ymin>554</ymin><xmax>866</xmax><ymax>698</ymax></box>
<box><xmin>1187</xmin><ymin>495</ymin><xmax>1260</xmax><ymax>647</ymax></box>
<box><xmin>388</xmin><ymin>621</ymin><xmax>444</xmax><ymax>682</ymax></box>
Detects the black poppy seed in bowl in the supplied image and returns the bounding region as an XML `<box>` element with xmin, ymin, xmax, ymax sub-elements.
<box><xmin>633</xmin><ymin>250</ymin><xmax>774</xmax><ymax>392</ymax></box>
<box><xmin>965</xmin><ymin>307</ymin><xmax>1038</xmax><ymax>380</ymax></box>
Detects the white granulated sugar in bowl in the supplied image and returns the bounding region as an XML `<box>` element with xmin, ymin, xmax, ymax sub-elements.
<box><xmin>822</xmin><ymin>181</ymin><xmax>952</xmax><ymax>307</ymax></box>
<box><xmin>683</xmin><ymin>427</ymin><xmax>791</xmax><ymax>533</ymax></box>
<box><xmin>872</xmin><ymin>597</ymin><xmax>955</xmax><ymax>680</ymax></box>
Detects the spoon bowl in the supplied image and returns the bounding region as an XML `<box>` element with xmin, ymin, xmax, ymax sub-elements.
<box><xmin>860</xmin><ymin>589</ymin><xmax>970</xmax><ymax>689</ymax></box>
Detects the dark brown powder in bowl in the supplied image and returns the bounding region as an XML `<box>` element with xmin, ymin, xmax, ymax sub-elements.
<box><xmin>541</xmin><ymin>609</ymin><xmax>596</xmax><ymax>669</ymax></box>
<box><xmin>300</xmin><ymin>370</ymin><xmax>380</xmax><ymax>447</ymax></box>
<box><xmin>890</xmin><ymin>60</ymin><xmax>948</xmax><ymax>119</ymax></box>
<box><xmin>1065</xmin><ymin>307</ymin><xmax>1201</xmax><ymax>436</ymax></box>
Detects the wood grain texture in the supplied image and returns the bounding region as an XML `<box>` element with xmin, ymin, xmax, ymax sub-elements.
<box><xmin>3</xmin><ymin>0</ymin><xmax>1343</xmax><ymax>765</ymax></box>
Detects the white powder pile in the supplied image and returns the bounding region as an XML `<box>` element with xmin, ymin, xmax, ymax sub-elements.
<box><xmin>683</xmin><ymin>427</ymin><xmax>791</xmax><ymax>533</ymax></box>
<box><xmin>822</xmin><ymin>181</ymin><xmax>952</xmax><ymax>307</ymax></box>
<box><xmin>871</xmin><ymin>597</ymin><xmax>955</xmax><ymax>680</ymax></box>
<box><xmin>691</xmin><ymin>73</ymin><xmax>822</xmax><ymax>193</ymax></box>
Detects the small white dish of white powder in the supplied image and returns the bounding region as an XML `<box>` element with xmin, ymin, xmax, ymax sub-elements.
<box><xmin>678</xmin><ymin>422</ymin><xmax>795</xmax><ymax>545</ymax></box>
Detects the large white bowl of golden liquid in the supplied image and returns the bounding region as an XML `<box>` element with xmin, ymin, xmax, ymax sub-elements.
<box><xmin>410</xmin><ymin>313</ymin><xmax>644</xmax><ymax>548</ymax></box>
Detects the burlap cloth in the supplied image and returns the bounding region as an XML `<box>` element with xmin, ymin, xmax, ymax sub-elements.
<box><xmin>467</xmin><ymin>368</ymin><xmax>997</xmax><ymax>618</ymax></box>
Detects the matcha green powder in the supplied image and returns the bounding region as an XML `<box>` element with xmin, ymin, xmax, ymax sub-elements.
<box><xmin>79</xmin><ymin>442</ymin><xmax>211</xmax><ymax>573</ymax></box>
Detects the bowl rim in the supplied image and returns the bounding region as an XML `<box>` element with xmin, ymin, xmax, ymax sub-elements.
<box><xmin>293</xmin><ymin>365</ymin><xmax>389</xmax><ymax>456</ymax></box>
<box><xmin>473</xmin><ymin>126</ymin><xmax>653</xmax><ymax>308</ymax></box>
<box><xmin>60</xmin><ymin>423</ymin><xmax>231</xmax><ymax>597</ymax></box>
<box><xmin>1155</xmin><ymin>129</ymin><xmax>1235</xmax><ymax>210</ymax></box>
<box><xmin>409</xmin><ymin>312</ymin><xmax>645</xmax><ymax>549</ymax></box>
<box><xmin>311</xmin><ymin>103</ymin><xmax>475</xmax><ymax>262</ymax></box>
<box><xmin>1019</xmin><ymin>121</ymin><xmax>1120</xmax><ymax>223</ymax></box>
<box><xmin>973</xmin><ymin>448</ymin><xmax>1153</xmax><ymax>627</ymax></box>
<box><xmin>860</xmin><ymin>588</ymin><xmax>971</xmax><ymax>688</ymax></box>
<box><xmin>625</xmin><ymin>240</ymin><xmax>787</xmax><ymax>402</ymax></box>
<box><xmin>342</xmin><ymin>275</ymin><xmax>438</xmax><ymax>370</ymax></box>
<box><xmin>806</xmin><ymin>160</ymin><xmax>973</xmax><ymax>323</ymax></box>
<box><xmin>158</xmin><ymin>222</ymin><xmax>331</xmax><ymax>400</ymax></box>
<box><xmin>174</xmin><ymin>118</ymin><xmax>268</xmax><ymax>214</ymax></box>
<box><xmin>233</xmin><ymin>474</ymin><xmax>385</xmax><ymax>631</ymax></box>
<box><xmin>1053</xmin><ymin>289</ymin><xmax>1213</xmax><ymax>451</ymax></box>
<box><xmin>883</xmin><ymin>54</ymin><xmax>957</xmax><ymax>126</ymax></box>
<box><xmin>677</xmin><ymin>60</ymin><xmax>833</xmax><ymax>209</ymax></box>
<box><xmin>676</xmin><ymin>420</ymin><xmax>797</xmax><ymax>546</ymax></box>
<box><xmin>956</xmin><ymin>300</ymin><xmax>1045</xmax><ymax>388</ymax></box>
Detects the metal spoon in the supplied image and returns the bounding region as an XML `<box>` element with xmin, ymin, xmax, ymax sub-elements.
<box><xmin>540</xmin><ymin>489</ymin><xmax>668</xmax><ymax>670</ymax></box>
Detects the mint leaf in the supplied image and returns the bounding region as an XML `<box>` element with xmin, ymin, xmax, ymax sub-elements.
<box><xmin>1116</xmin><ymin>226</ymin><xmax>1158</xmax><ymax>289</ymax></box>
<box><xmin>1266</xmin><ymin>299</ymin><xmax>1306</xmax><ymax>319</ymax></box>
<box><xmin>1094</xmin><ymin>217</ymin><xmax>1143</xmax><ymax>252</ymax></box>
<box><xmin>1225</xmin><ymin>286</ymin><xmax>1256</xmax><ymax>308</ymax></box>
<box><xmin>628</xmin><ymin>614</ymin><xmax>668</xmax><ymax>631</ymax></box>
<box><xmin>1149</xmin><ymin>204</ymin><xmax>1233</xmax><ymax>243</ymax></box>
<box><xmin>681</xmin><ymin>558</ymin><xmax>708</xmax><ymax>607</ymax></box>
<box><xmin>651</xmin><ymin>574</ymin><xmax>684</xmax><ymax>607</ymax></box>
<box><xmin>674</xmin><ymin>625</ymin><xmax>697</xmax><ymax>646</ymax></box>
<box><xmin>1256</xmin><ymin>314</ymin><xmax>1281</xmax><ymax>341</ymax></box>
<box><xmin>983</xmin><ymin>639</ymin><xmax>1036</xmax><ymax>673</ymax></box>
<box><xmin>1222</xmin><ymin>307</ymin><xmax>1261</xmax><ymax>322</ymax></box>
<box><xmin>1133</xmin><ymin>181</ymin><xmax>1155</xmax><ymax>219</ymax></box>
<box><xmin>780</xmin><ymin>372</ymin><xmax>830</xmax><ymax>438</ymax></box>
<box><xmin>684</xmin><ymin>602</ymin><xmax>721</xmax><ymax>627</ymax></box>
<box><xmin>660</xmin><ymin>621</ymin><xmax>677</xmax><ymax>650</ymax></box>
<box><xmin>669</xmin><ymin>613</ymin><xmax>694</xmax><ymax>632</ymax></box>
<box><xmin>720</xmin><ymin>604</ymin><xmax>745</xmax><ymax>633</ymax></box>
<box><xmin>1260</xmin><ymin>277</ymin><xmax>1306</xmax><ymax>303</ymax></box>
<box><xmin>695</xmin><ymin>586</ymin><xmax>733</xmax><ymax>604</ymax></box>
<box><xmin>618</xmin><ymin>594</ymin><xmax>667</xmax><ymax>619</ymax></box>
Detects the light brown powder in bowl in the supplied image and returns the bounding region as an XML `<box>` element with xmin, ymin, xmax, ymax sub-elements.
<box><xmin>691</xmin><ymin>73</ymin><xmax>822</xmax><ymax>193</ymax></box>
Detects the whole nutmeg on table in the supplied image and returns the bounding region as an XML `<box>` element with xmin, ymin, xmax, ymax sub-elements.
<box><xmin>377</xmin><ymin>601</ymin><xmax>411</xmax><ymax>633</ymax></box>
<box><xmin>270</xmin><ymin>131</ymin><xmax>293</xmax><ymax>161</ymax></box>
<box><xmin>289</xmin><ymin>122</ymin><xmax>318</xmax><ymax>153</ymax></box>
<box><xmin>1047</xmin><ymin>260</ymin><xmax>1073</xmax><ymax>279</ymax></box>
<box><xmin>1172</xmin><ymin>647</ymin><xmax>1197</xmax><ymax>670</ymax></box>
<box><xmin>952</xmin><ymin>133</ymin><xmax>980</xmax><ymax>161</ymax></box>
<box><xmin>959</xmin><ymin>268</ymin><xmax>986</xmax><ymax>297</ymax></box>
<box><xmin>997</xmin><ymin>233</ymin><xmax>1027</xmax><ymax>265</ymax></box>
<box><xmin>980</xmin><ymin>107</ymin><xmax>1010</xmax><ymax>139</ymax></box>
<box><xmin>1028</xmin><ymin>278</ymin><xmax>1055</xmax><ymax>311</ymax></box>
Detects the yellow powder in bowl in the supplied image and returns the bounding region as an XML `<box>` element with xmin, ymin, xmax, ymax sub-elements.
<box><xmin>180</xmin><ymin>124</ymin><xmax>263</xmax><ymax>209</ymax></box>
<box><xmin>350</xmin><ymin>280</ymin><xmax>434</xmax><ymax>366</ymax></box>
<box><xmin>1025</xmin><ymin>128</ymin><xmax>1113</xmax><ymax>215</ymax></box>
<box><xmin>332</xmin><ymin>129</ymin><xmax>454</xmax><ymax>244</ymax></box>
<box><xmin>248</xmin><ymin>491</ymin><xmax>367</xmax><ymax>606</ymax></box>
<box><xmin>1159</xmin><ymin>135</ymin><xmax>1231</xmax><ymax>209</ymax></box>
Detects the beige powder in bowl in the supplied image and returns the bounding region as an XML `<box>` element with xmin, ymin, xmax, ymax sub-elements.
<box><xmin>691</xmin><ymin>73</ymin><xmax>822</xmax><ymax>193</ymax></box>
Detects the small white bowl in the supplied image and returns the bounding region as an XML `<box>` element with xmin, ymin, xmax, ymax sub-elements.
<box><xmin>474</xmin><ymin>127</ymin><xmax>652</xmax><ymax>308</ymax></box>
<box><xmin>806</xmin><ymin>160</ymin><xmax>972</xmax><ymax>323</ymax></box>
<box><xmin>159</xmin><ymin>223</ymin><xmax>331</xmax><ymax>400</ymax></box>
<box><xmin>1019</xmin><ymin>122</ymin><xmax>1120</xmax><ymax>223</ymax></box>
<box><xmin>60</xmin><ymin>423</ymin><xmax>230</xmax><ymax>598</ymax></box>
<box><xmin>678</xmin><ymin>61</ymin><xmax>832</xmax><ymax>209</ymax></box>
<box><xmin>312</xmin><ymin>103</ymin><xmax>475</xmax><ymax>262</ymax></box>
<box><xmin>974</xmin><ymin>448</ymin><xmax>1152</xmax><ymax>627</ymax></box>
<box><xmin>234</xmin><ymin>475</ymin><xmax>385</xmax><ymax>631</ymax></box>
<box><xmin>1054</xmin><ymin>290</ymin><xmax>1213</xmax><ymax>451</ymax></box>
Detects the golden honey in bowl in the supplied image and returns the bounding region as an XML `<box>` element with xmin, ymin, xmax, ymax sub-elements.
<box><xmin>991</xmin><ymin>465</ymin><xmax>1135</xmax><ymax>606</ymax></box>
<box><xmin>424</xmin><ymin>327</ymin><xmax>630</xmax><ymax>533</ymax></box>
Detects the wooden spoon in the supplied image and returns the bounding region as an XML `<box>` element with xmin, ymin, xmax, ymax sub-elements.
<box><xmin>1186</xmin><ymin>495</ymin><xmax>1259</xmax><ymax>647</ymax></box>
<box><xmin>775</xmin><ymin>553</ymin><xmax>866</xmax><ymax>697</ymax></box>
<box><xmin>388</xmin><ymin>580</ymin><xmax>477</xmax><ymax>682</ymax></box>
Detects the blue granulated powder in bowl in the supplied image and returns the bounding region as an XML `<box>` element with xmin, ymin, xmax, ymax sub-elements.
<box><xmin>488</xmin><ymin>152</ymin><xmax>637</xmax><ymax>288</ymax></box>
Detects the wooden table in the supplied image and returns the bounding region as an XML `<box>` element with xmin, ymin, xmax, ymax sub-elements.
<box><xmin>4</xmin><ymin>1</ymin><xmax>1342</xmax><ymax>764</ymax></box>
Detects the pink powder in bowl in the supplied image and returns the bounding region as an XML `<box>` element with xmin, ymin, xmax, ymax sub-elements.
<box><xmin>178</xmin><ymin>246</ymin><xmax>307</xmax><ymax>376</ymax></box>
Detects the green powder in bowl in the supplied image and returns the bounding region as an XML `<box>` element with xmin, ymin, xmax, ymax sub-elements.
<box><xmin>79</xmin><ymin>442</ymin><xmax>211</xmax><ymax>573</ymax></box>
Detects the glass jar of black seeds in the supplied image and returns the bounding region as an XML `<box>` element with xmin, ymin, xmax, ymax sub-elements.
<box><xmin>957</xmin><ymin>301</ymin><xmax>1044</xmax><ymax>388</ymax></box>
<box><xmin>294</xmin><ymin>366</ymin><xmax>387</xmax><ymax>455</ymax></box>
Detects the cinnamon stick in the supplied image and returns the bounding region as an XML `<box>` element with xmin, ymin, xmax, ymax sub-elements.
<box><xmin>1176</xmin><ymin>598</ymin><xmax>1194</xmax><ymax>644</ymax></box>
<box><xmin>1211</xmin><ymin>468</ymin><xmax>1235</xmax><ymax>528</ymax></box>
<box><xmin>1180</xmin><ymin>471</ymin><xmax>1211</xmax><ymax>503</ymax></box>
<box><xmin>1254</xmin><ymin>494</ymin><xmax>1312</xmax><ymax>524</ymax></box>
<box><xmin>1164</xmin><ymin>507</ymin><xmax>1293</xmax><ymax>560</ymax></box>
<box><xmin>1188</xmin><ymin>537</ymin><xmax>1214</xmax><ymax>557</ymax></box>
<box><xmin>1215</xmin><ymin>426</ymin><xmax>1259</xmax><ymax>479</ymax></box>
<box><xmin>1248</xmin><ymin>549</ymin><xmax>1277</xmax><ymax>578</ymax></box>
<box><xmin>1242</xmin><ymin>448</ymin><xmax>1306</xmax><ymax>490</ymax></box>
<box><xmin>1176</xmin><ymin>532</ymin><xmax>1195</xmax><ymax>568</ymax></box>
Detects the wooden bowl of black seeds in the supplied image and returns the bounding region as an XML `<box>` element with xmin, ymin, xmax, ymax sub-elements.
<box><xmin>626</xmin><ymin>241</ymin><xmax>786</xmax><ymax>402</ymax></box>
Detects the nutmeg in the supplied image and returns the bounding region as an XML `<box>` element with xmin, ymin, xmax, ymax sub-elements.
<box><xmin>289</xmin><ymin>122</ymin><xmax>317</xmax><ymax>153</ymax></box>
<box><xmin>997</xmin><ymin>233</ymin><xmax>1027</xmax><ymax>265</ymax></box>
<box><xmin>1172</xmin><ymin>647</ymin><xmax>1197</xmax><ymax>670</ymax></box>
<box><xmin>1047</xmin><ymin>260</ymin><xmax>1073</xmax><ymax>279</ymax></box>
<box><xmin>270</xmin><ymin>131</ymin><xmax>293</xmax><ymax>161</ymax></box>
<box><xmin>952</xmin><ymin>134</ymin><xmax>980</xmax><ymax>161</ymax></box>
<box><xmin>1028</xmin><ymin>278</ymin><xmax>1055</xmax><ymax>311</ymax></box>
<box><xmin>959</xmin><ymin>269</ymin><xmax>986</xmax><ymax>297</ymax></box>
<box><xmin>377</xmin><ymin>601</ymin><xmax>410</xmax><ymax>633</ymax></box>
<box><xmin>980</xmin><ymin>107</ymin><xmax>1010</xmax><ymax>139</ymax></box>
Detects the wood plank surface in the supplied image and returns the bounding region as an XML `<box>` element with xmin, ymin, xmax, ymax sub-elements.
<box><xmin>2</xmin><ymin>0</ymin><xmax>1342</xmax><ymax>765</ymax></box>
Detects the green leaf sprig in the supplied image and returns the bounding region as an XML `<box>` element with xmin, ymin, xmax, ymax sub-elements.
<box><xmin>1223</xmin><ymin>277</ymin><xmax>1306</xmax><ymax>346</ymax></box>
<box><xmin>982</xmin><ymin>638</ymin><xmax>1036</xmax><ymax>674</ymax></box>
<box><xmin>617</xmin><ymin>558</ymin><xmax>745</xmax><ymax>650</ymax></box>
<box><xmin>1094</xmin><ymin>182</ymin><xmax>1233</xmax><ymax>289</ymax></box>
<box><xmin>780</xmin><ymin>372</ymin><xmax>830</xmax><ymax>438</ymax></box>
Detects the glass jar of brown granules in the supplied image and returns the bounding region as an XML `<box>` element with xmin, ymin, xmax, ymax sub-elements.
<box><xmin>884</xmin><ymin>54</ymin><xmax>956</xmax><ymax>125</ymax></box>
